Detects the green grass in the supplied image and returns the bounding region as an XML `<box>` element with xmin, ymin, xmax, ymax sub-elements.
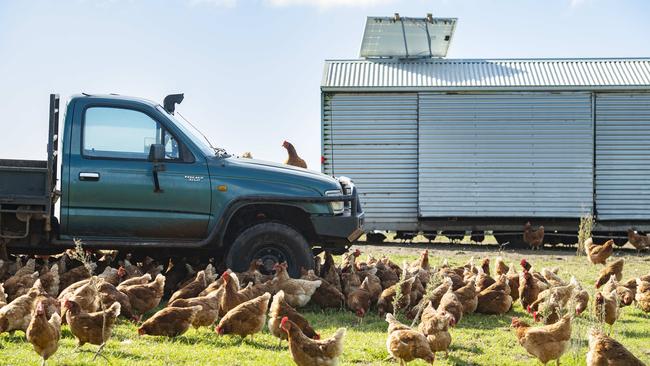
<box><xmin>1</xmin><ymin>245</ymin><xmax>649</xmax><ymax>365</ymax></box>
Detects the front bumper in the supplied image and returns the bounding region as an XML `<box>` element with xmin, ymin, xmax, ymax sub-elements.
<box><xmin>311</xmin><ymin>179</ymin><xmax>364</xmax><ymax>244</ymax></box>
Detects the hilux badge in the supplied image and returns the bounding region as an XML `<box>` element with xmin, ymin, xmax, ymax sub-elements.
<box><xmin>184</xmin><ymin>175</ymin><xmax>204</xmax><ymax>182</ymax></box>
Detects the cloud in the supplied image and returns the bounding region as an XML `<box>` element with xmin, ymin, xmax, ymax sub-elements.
<box><xmin>266</xmin><ymin>0</ymin><xmax>394</xmax><ymax>8</ymax></box>
<box><xmin>189</xmin><ymin>0</ymin><xmax>237</xmax><ymax>7</ymax></box>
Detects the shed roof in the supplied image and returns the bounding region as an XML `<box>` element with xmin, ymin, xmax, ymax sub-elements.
<box><xmin>321</xmin><ymin>58</ymin><xmax>650</xmax><ymax>92</ymax></box>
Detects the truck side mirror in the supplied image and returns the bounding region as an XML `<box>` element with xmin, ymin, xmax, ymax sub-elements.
<box><xmin>148</xmin><ymin>143</ymin><xmax>165</xmax><ymax>162</ymax></box>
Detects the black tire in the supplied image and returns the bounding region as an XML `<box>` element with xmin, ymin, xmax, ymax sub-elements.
<box><xmin>225</xmin><ymin>222</ymin><xmax>313</xmax><ymax>278</ymax></box>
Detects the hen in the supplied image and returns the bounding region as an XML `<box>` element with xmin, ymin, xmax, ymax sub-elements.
<box><xmin>0</xmin><ymin>283</ymin><xmax>6</xmax><ymax>308</ymax></box>
<box><xmin>602</xmin><ymin>276</ymin><xmax>634</xmax><ymax>307</ymax></box>
<box><xmin>119</xmin><ymin>273</ymin><xmax>165</xmax><ymax>320</ymax></box>
<box><xmin>169</xmin><ymin>288</ymin><xmax>223</xmax><ymax>328</ymax></box>
<box><xmin>116</xmin><ymin>273</ymin><xmax>152</xmax><ymax>292</ymax></box>
<box><xmin>59</xmin><ymin>263</ymin><xmax>95</xmax><ymax>292</ymax></box>
<box><xmin>282</xmin><ymin>141</ymin><xmax>307</xmax><ymax>169</ymax></box>
<box><xmin>585</xmin><ymin>238</ymin><xmax>615</xmax><ymax>265</ymax></box>
<box><xmin>437</xmin><ymin>285</ymin><xmax>463</xmax><ymax>325</ymax></box>
<box><xmin>199</xmin><ymin>274</ymin><xmax>226</xmax><ymax>297</ymax></box>
<box><xmin>97</xmin><ymin>280</ymin><xmax>134</xmax><ymax>320</ymax></box>
<box><xmin>635</xmin><ymin>279</ymin><xmax>650</xmax><ymax>312</ymax></box>
<box><xmin>476</xmin><ymin>275</ymin><xmax>512</xmax><ymax>315</ymax></box>
<box><xmin>524</xmin><ymin>222</ymin><xmax>545</xmax><ymax>250</ymax></box>
<box><xmin>216</xmin><ymin>292</ymin><xmax>271</xmax><ymax>340</ymax></box>
<box><xmin>219</xmin><ymin>271</ymin><xmax>275</xmax><ymax>316</ymax></box>
<box><xmin>454</xmin><ymin>279</ymin><xmax>478</xmax><ymax>315</ymax></box>
<box><xmin>26</xmin><ymin>300</ymin><xmax>62</xmax><ymax>366</ymax></box>
<box><xmin>570</xmin><ymin>277</ymin><xmax>590</xmax><ymax>316</ymax></box>
<box><xmin>409</xmin><ymin>250</ymin><xmax>430</xmax><ymax>271</ymax></box>
<box><xmin>506</xmin><ymin>264</ymin><xmax>520</xmax><ymax>302</ymax></box>
<box><xmin>511</xmin><ymin>314</ymin><xmax>572</xmax><ymax>365</ymax></box>
<box><xmin>374</xmin><ymin>260</ymin><xmax>399</xmax><ymax>290</ymax></box>
<box><xmin>424</xmin><ymin>277</ymin><xmax>453</xmax><ymax>310</ymax></box>
<box><xmin>168</xmin><ymin>270</ymin><xmax>207</xmax><ymax>304</ymax></box>
<box><xmin>347</xmin><ymin>277</ymin><xmax>372</xmax><ymax>324</ymax></box>
<box><xmin>475</xmin><ymin>267</ymin><xmax>496</xmax><ymax>293</ymax></box>
<box><xmin>236</xmin><ymin>259</ymin><xmax>271</xmax><ymax>286</ymax></box>
<box><xmin>541</xmin><ymin>268</ymin><xmax>566</xmax><ymax>288</ymax></box>
<box><xmin>594</xmin><ymin>290</ymin><xmax>619</xmax><ymax>332</ymax></box>
<box><xmin>627</xmin><ymin>229</ymin><xmax>650</xmax><ymax>253</ymax></box>
<box><xmin>282</xmin><ymin>317</ymin><xmax>345</xmax><ymax>366</ymax></box>
<box><xmin>385</xmin><ymin>313</ymin><xmax>435</xmax><ymax>365</ymax></box>
<box><xmin>64</xmin><ymin>299</ymin><xmax>121</xmax><ymax>347</ymax></box>
<box><xmin>274</xmin><ymin>262</ymin><xmax>321</xmax><ymax>307</ymax></box>
<box><xmin>586</xmin><ymin>327</ymin><xmax>645</xmax><ymax>366</ymax></box>
<box><xmin>97</xmin><ymin>266</ymin><xmax>125</xmax><ymax>286</ymax></box>
<box><xmin>528</xmin><ymin>282</ymin><xmax>575</xmax><ymax>324</ymax></box>
<box><xmin>519</xmin><ymin>270</ymin><xmax>541</xmax><ymax>310</ymax></box>
<box><xmin>61</xmin><ymin>276</ymin><xmax>100</xmax><ymax>318</ymax></box>
<box><xmin>0</xmin><ymin>280</ymin><xmax>40</xmax><ymax>333</ymax></box>
<box><xmin>38</xmin><ymin>264</ymin><xmax>60</xmax><ymax>297</ymax></box>
<box><xmin>378</xmin><ymin>277</ymin><xmax>416</xmax><ymax>317</ymax></box>
<box><xmin>138</xmin><ymin>305</ymin><xmax>202</xmax><ymax>337</ymax></box>
<box><xmin>3</xmin><ymin>270</ymin><xmax>39</xmax><ymax>301</ymax></box>
<box><xmin>300</xmin><ymin>269</ymin><xmax>345</xmax><ymax>309</ymax></box>
<box><xmin>268</xmin><ymin>290</ymin><xmax>319</xmax><ymax>344</ymax></box>
<box><xmin>418</xmin><ymin>302</ymin><xmax>455</xmax><ymax>359</ymax></box>
<box><xmin>595</xmin><ymin>259</ymin><xmax>625</xmax><ymax>289</ymax></box>
<box><xmin>495</xmin><ymin>256</ymin><xmax>509</xmax><ymax>276</ymax></box>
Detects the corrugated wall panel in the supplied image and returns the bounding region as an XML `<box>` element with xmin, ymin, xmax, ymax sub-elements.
<box><xmin>323</xmin><ymin>93</ymin><xmax>418</xmax><ymax>230</ymax></box>
<box><xmin>418</xmin><ymin>92</ymin><xmax>594</xmax><ymax>217</ymax></box>
<box><xmin>595</xmin><ymin>93</ymin><xmax>650</xmax><ymax>220</ymax></box>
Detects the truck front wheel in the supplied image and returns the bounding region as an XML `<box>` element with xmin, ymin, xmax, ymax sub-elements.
<box><xmin>225</xmin><ymin>222</ymin><xmax>314</xmax><ymax>278</ymax></box>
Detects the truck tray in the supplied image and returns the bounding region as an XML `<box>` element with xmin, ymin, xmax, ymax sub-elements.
<box><xmin>0</xmin><ymin>159</ymin><xmax>50</xmax><ymax>205</ymax></box>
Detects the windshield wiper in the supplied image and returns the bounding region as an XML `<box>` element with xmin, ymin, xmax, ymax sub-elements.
<box><xmin>175</xmin><ymin>111</ymin><xmax>229</xmax><ymax>157</ymax></box>
<box><xmin>212</xmin><ymin>146</ymin><xmax>230</xmax><ymax>158</ymax></box>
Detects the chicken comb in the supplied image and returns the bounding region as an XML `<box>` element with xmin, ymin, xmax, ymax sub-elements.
<box><xmin>280</xmin><ymin>316</ymin><xmax>290</xmax><ymax>329</ymax></box>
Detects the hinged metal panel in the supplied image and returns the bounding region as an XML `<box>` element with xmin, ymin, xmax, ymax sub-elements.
<box><xmin>595</xmin><ymin>93</ymin><xmax>650</xmax><ymax>220</ymax></box>
<box><xmin>418</xmin><ymin>92</ymin><xmax>594</xmax><ymax>218</ymax></box>
<box><xmin>323</xmin><ymin>93</ymin><xmax>418</xmax><ymax>230</ymax></box>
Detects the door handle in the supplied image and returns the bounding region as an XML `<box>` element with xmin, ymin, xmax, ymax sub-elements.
<box><xmin>79</xmin><ymin>172</ymin><xmax>100</xmax><ymax>181</ymax></box>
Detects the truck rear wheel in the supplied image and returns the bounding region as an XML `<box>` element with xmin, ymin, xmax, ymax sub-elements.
<box><xmin>225</xmin><ymin>222</ymin><xmax>313</xmax><ymax>278</ymax></box>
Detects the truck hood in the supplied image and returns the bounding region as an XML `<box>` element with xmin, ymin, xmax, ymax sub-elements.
<box><xmin>210</xmin><ymin>156</ymin><xmax>341</xmax><ymax>194</ymax></box>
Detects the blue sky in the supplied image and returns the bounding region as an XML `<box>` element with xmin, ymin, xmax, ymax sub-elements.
<box><xmin>0</xmin><ymin>0</ymin><xmax>648</xmax><ymax>168</ymax></box>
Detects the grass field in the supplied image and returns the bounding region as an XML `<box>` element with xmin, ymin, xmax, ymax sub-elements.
<box><xmin>1</xmin><ymin>243</ymin><xmax>649</xmax><ymax>366</ymax></box>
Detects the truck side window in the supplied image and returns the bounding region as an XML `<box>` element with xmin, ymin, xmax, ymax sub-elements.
<box><xmin>83</xmin><ymin>107</ymin><xmax>181</xmax><ymax>161</ymax></box>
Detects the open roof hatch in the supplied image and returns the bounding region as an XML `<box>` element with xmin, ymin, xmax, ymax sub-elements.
<box><xmin>359</xmin><ymin>13</ymin><xmax>457</xmax><ymax>59</ymax></box>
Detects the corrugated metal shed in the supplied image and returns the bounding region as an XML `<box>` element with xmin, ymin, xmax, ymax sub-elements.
<box><xmin>322</xmin><ymin>59</ymin><xmax>650</xmax><ymax>91</ymax></box>
<box><xmin>596</xmin><ymin>93</ymin><xmax>650</xmax><ymax>220</ymax></box>
<box><xmin>418</xmin><ymin>92</ymin><xmax>594</xmax><ymax>218</ymax></box>
<box><xmin>321</xmin><ymin>57</ymin><xmax>650</xmax><ymax>232</ymax></box>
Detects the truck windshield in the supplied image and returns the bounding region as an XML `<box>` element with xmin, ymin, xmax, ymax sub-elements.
<box><xmin>156</xmin><ymin>105</ymin><xmax>227</xmax><ymax>158</ymax></box>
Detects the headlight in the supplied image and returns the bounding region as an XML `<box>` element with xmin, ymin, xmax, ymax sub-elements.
<box><xmin>325</xmin><ymin>190</ymin><xmax>345</xmax><ymax>215</ymax></box>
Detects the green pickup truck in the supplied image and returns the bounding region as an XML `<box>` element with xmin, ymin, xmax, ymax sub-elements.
<box><xmin>0</xmin><ymin>94</ymin><xmax>364</xmax><ymax>276</ymax></box>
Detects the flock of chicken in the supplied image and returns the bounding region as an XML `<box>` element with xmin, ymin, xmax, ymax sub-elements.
<box><xmin>0</xmin><ymin>241</ymin><xmax>649</xmax><ymax>365</ymax></box>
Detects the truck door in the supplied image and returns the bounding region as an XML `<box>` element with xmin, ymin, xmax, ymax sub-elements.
<box><xmin>65</xmin><ymin>103</ymin><xmax>211</xmax><ymax>239</ymax></box>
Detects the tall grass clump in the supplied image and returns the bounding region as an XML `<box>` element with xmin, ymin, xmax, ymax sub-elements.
<box><xmin>391</xmin><ymin>263</ymin><xmax>408</xmax><ymax>321</ymax></box>
<box><xmin>577</xmin><ymin>213</ymin><xmax>594</xmax><ymax>256</ymax></box>
<box><xmin>69</xmin><ymin>238</ymin><xmax>108</xmax><ymax>361</ymax></box>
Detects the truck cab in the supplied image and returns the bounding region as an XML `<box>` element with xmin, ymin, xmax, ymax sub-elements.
<box><xmin>0</xmin><ymin>94</ymin><xmax>364</xmax><ymax>276</ymax></box>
